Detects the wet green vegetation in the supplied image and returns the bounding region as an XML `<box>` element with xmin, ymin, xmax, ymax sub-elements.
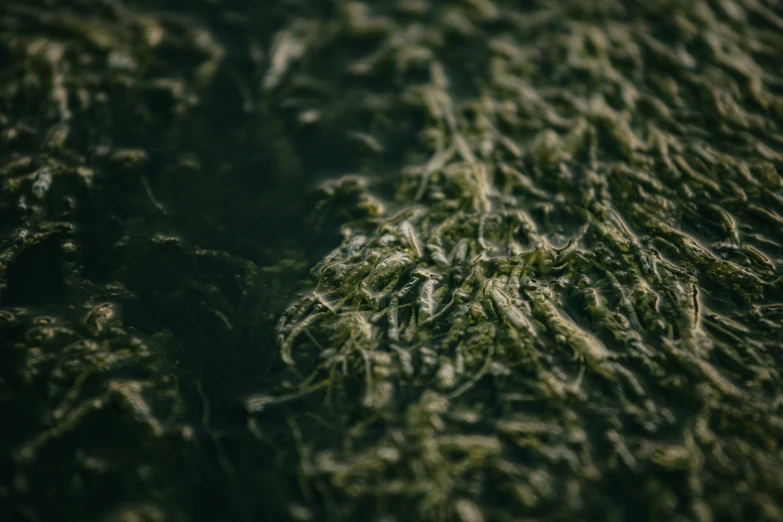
<box><xmin>2</xmin><ymin>1</ymin><xmax>783</xmax><ymax>521</ymax></box>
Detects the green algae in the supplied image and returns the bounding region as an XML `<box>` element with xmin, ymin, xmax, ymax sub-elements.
<box><xmin>256</xmin><ymin>1</ymin><xmax>783</xmax><ymax>521</ymax></box>
<box><xmin>1</xmin><ymin>1</ymin><xmax>783</xmax><ymax>521</ymax></box>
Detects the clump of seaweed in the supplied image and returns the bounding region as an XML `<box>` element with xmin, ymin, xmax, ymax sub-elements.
<box><xmin>2</xmin><ymin>0</ymin><xmax>783</xmax><ymax>521</ymax></box>
<box><xmin>253</xmin><ymin>1</ymin><xmax>783</xmax><ymax>521</ymax></box>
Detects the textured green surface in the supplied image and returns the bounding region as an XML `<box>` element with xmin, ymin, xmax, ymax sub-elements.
<box><xmin>2</xmin><ymin>1</ymin><xmax>783</xmax><ymax>521</ymax></box>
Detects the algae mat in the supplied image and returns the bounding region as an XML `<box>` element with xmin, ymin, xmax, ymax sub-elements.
<box><xmin>1</xmin><ymin>1</ymin><xmax>783</xmax><ymax>521</ymax></box>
